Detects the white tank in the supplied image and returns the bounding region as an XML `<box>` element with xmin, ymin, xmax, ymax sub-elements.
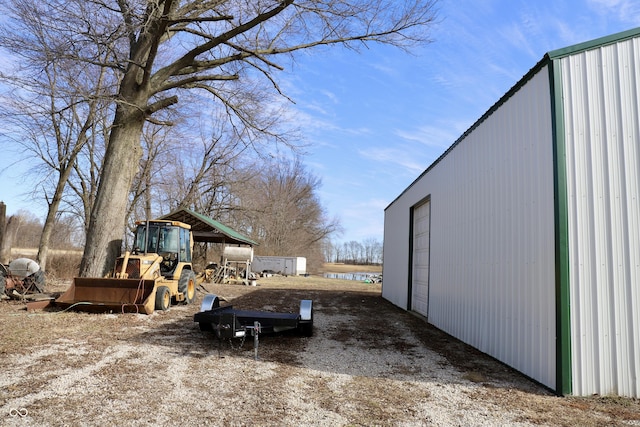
<box><xmin>8</xmin><ymin>258</ymin><xmax>41</xmax><ymax>278</ymax></box>
<box><xmin>222</xmin><ymin>246</ymin><xmax>254</xmax><ymax>262</ymax></box>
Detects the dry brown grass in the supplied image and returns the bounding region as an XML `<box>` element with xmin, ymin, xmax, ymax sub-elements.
<box><xmin>320</xmin><ymin>263</ymin><xmax>382</xmax><ymax>273</ymax></box>
<box><xmin>1</xmin><ymin>272</ymin><xmax>638</xmax><ymax>426</ymax></box>
<box><xmin>8</xmin><ymin>249</ymin><xmax>82</xmax><ymax>280</ymax></box>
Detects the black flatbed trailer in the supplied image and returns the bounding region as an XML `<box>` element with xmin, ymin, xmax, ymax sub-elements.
<box><xmin>194</xmin><ymin>294</ymin><xmax>313</xmax><ymax>338</ymax></box>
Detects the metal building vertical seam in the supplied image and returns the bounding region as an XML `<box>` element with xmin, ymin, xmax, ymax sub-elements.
<box><xmin>549</xmin><ymin>56</ymin><xmax>573</xmax><ymax>396</ymax></box>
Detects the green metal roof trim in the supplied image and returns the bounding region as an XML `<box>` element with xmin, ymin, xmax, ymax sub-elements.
<box><xmin>546</xmin><ymin>26</ymin><xmax>640</xmax><ymax>395</ymax></box>
<box><xmin>548</xmin><ymin>27</ymin><xmax>640</xmax><ymax>59</ymax></box>
<box><xmin>385</xmin><ymin>26</ymin><xmax>640</xmax><ymax>211</ymax></box>
<box><xmin>158</xmin><ymin>208</ymin><xmax>259</xmax><ymax>246</ymax></box>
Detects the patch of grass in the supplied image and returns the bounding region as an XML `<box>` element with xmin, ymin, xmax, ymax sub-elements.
<box><xmin>463</xmin><ymin>371</ymin><xmax>487</xmax><ymax>383</ymax></box>
<box><xmin>45</xmin><ymin>252</ymin><xmax>82</xmax><ymax>280</ymax></box>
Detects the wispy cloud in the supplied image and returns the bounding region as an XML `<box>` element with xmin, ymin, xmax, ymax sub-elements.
<box><xmin>319</xmin><ymin>89</ymin><xmax>339</xmax><ymax>104</ymax></box>
<box><xmin>338</xmin><ymin>198</ymin><xmax>388</xmax><ymax>241</ymax></box>
<box><xmin>368</xmin><ymin>61</ymin><xmax>402</xmax><ymax>78</ymax></box>
<box><xmin>588</xmin><ymin>0</ymin><xmax>640</xmax><ymax>25</ymax></box>
<box><xmin>358</xmin><ymin>146</ymin><xmax>431</xmax><ymax>177</ymax></box>
<box><xmin>395</xmin><ymin>124</ymin><xmax>462</xmax><ymax>149</ymax></box>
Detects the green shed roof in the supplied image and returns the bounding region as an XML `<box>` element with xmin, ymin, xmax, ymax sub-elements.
<box><xmin>157</xmin><ymin>208</ymin><xmax>258</xmax><ymax>246</ymax></box>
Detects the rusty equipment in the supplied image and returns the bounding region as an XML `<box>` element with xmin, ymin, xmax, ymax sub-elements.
<box><xmin>1</xmin><ymin>258</ymin><xmax>46</xmax><ymax>299</ymax></box>
<box><xmin>55</xmin><ymin>220</ymin><xmax>200</xmax><ymax>314</ymax></box>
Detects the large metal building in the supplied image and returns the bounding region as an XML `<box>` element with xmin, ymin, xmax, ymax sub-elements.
<box><xmin>382</xmin><ymin>28</ymin><xmax>640</xmax><ymax>397</ymax></box>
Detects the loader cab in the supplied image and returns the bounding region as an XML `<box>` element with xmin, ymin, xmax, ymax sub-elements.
<box><xmin>133</xmin><ymin>221</ymin><xmax>192</xmax><ymax>274</ymax></box>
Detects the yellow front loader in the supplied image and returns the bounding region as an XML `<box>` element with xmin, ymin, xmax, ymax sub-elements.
<box><xmin>55</xmin><ymin>220</ymin><xmax>199</xmax><ymax>314</ymax></box>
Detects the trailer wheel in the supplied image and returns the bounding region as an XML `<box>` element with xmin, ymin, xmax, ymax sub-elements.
<box><xmin>299</xmin><ymin>322</ymin><xmax>313</xmax><ymax>337</ymax></box>
<box><xmin>178</xmin><ymin>270</ymin><xmax>196</xmax><ymax>304</ymax></box>
<box><xmin>199</xmin><ymin>322</ymin><xmax>213</xmax><ymax>332</ymax></box>
<box><xmin>155</xmin><ymin>286</ymin><xmax>171</xmax><ymax>311</ymax></box>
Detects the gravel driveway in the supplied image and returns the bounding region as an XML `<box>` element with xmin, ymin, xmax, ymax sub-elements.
<box><xmin>1</xmin><ymin>276</ymin><xmax>638</xmax><ymax>426</ymax></box>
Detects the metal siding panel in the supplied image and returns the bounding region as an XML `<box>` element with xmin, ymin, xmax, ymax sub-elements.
<box><xmin>562</xmin><ymin>37</ymin><xmax>640</xmax><ymax>397</ymax></box>
<box><xmin>383</xmin><ymin>68</ymin><xmax>557</xmax><ymax>389</ymax></box>
<box><xmin>412</xmin><ymin>201</ymin><xmax>431</xmax><ymax>316</ymax></box>
<box><xmin>382</xmin><ymin>201</ymin><xmax>411</xmax><ymax>309</ymax></box>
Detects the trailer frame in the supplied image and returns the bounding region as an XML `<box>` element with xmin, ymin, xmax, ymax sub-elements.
<box><xmin>194</xmin><ymin>294</ymin><xmax>313</xmax><ymax>339</ymax></box>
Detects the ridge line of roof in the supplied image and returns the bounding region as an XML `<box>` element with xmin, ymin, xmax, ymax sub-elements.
<box><xmin>385</xmin><ymin>26</ymin><xmax>640</xmax><ymax>211</ymax></box>
<box><xmin>547</xmin><ymin>27</ymin><xmax>640</xmax><ymax>59</ymax></box>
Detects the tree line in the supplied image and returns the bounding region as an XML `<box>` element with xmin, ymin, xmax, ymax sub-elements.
<box><xmin>0</xmin><ymin>154</ymin><xmax>340</xmax><ymax>272</ymax></box>
<box><xmin>0</xmin><ymin>0</ymin><xmax>437</xmax><ymax>277</ymax></box>
<box><xmin>0</xmin><ymin>210</ymin><xmax>82</xmax><ymax>253</ymax></box>
<box><xmin>322</xmin><ymin>239</ymin><xmax>383</xmax><ymax>266</ymax></box>
<box><xmin>1</xmin><ymin>208</ymin><xmax>383</xmax><ymax>270</ymax></box>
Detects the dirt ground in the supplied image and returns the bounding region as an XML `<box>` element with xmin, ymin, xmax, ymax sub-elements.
<box><xmin>1</xmin><ymin>269</ymin><xmax>638</xmax><ymax>426</ymax></box>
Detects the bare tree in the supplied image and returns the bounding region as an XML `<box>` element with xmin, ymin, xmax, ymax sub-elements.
<box><xmin>2</xmin><ymin>0</ymin><xmax>438</xmax><ymax>277</ymax></box>
<box><xmin>0</xmin><ymin>203</ymin><xmax>7</xmax><ymax>264</ymax></box>
<box><xmin>320</xmin><ymin>239</ymin><xmax>336</xmax><ymax>264</ymax></box>
<box><xmin>0</xmin><ymin>1</ymin><xmax>119</xmax><ymax>270</ymax></box>
<box><xmin>127</xmin><ymin>124</ymin><xmax>176</xmax><ymax>221</ymax></box>
<box><xmin>233</xmin><ymin>157</ymin><xmax>341</xmax><ymax>264</ymax></box>
<box><xmin>329</xmin><ymin>238</ymin><xmax>382</xmax><ymax>264</ymax></box>
<box><xmin>0</xmin><ymin>70</ymin><xmax>111</xmax><ymax>270</ymax></box>
<box><xmin>4</xmin><ymin>211</ymin><xmax>43</xmax><ymax>249</ymax></box>
<box><xmin>89</xmin><ymin>0</ymin><xmax>438</xmax><ymax>277</ymax></box>
<box><xmin>155</xmin><ymin>115</ymin><xmax>253</xmax><ymax>214</ymax></box>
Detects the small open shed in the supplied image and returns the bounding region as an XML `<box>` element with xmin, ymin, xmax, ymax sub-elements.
<box><xmin>158</xmin><ymin>208</ymin><xmax>258</xmax><ymax>282</ymax></box>
<box><xmin>158</xmin><ymin>208</ymin><xmax>257</xmax><ymax>247</ymax></box>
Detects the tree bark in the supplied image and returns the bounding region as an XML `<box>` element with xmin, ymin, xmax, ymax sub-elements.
<box><xmin>79</xmin><ymin>103</ymin><xmax>145</xmax><ymax>277</ymax></box>
<box><xmin>37</xmin><ymin>178</ymin><xmax>68</xmax><ymax>272</ymax></box>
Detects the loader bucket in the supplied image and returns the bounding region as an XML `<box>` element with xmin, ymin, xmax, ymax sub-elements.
<box><xmin>55</xmin><ymin>277</ymin><xmax>158</xmax><ymax>314</ymax></box>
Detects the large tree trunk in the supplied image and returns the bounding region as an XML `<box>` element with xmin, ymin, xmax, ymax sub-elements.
<box><xmin>77</xmin><ymin>1</ymin><xmax>166</xmax><ymax>277</ymax></box>
<box><xmin>79</xmin><ymin>105</ymin><xmax>145</xmax><ymax>277</ymax></box>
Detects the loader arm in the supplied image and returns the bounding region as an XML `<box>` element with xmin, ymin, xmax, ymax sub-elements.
<box><xmin>140</xmin><ymin>255</ymin><xmax>163</xmax><ymax>279</ymax></box>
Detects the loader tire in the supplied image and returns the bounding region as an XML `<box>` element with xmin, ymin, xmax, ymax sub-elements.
<box><xmin>178</xmin><ymin>270</ymin><xmax>196</xmax><ymax>305</ymax></box>
<box><xmin>155</xmin><ymin>286</ymin><xmax>171</xmax><ymax>311</ymax></box>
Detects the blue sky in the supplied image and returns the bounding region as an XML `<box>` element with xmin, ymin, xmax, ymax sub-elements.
<box><xmin>285</xmin><ymin>0</ymin><xmax>640</xmax><ymax>244</ymax></box>
<box><xmin>1</xmin><ymin>0</ymin><xmax>639</xmax><ymax>244</ymax></box>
